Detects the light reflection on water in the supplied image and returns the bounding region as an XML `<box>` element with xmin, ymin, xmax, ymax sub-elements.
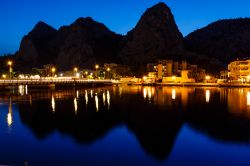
<box><xmin>95</xmin><ymin>94</ymin><xmax>99</xmax><ymax>112</ymax></box>
<box><xmin>4</xmin><ymin>86</ymin><xmax>250</xmax><ymax>117</ymax></box>
<box><xmin>3</xmin><ymin>86</ymin><xmax>250</xmax><ymax>165</ymax></box>
<box><xmin>247</xmin><ymin>92</ymin><xmax>250</xmax><ymax>106</ymax></box>
<box><xmin>103</xmin><ymin>91</ymin><xmax>106</xmax><ymax>106</ymax></box>
<box><xmin>206</xmin><ymin>90</ymin><xmax>210</xmax><ymax>103</ymax></box>
<box><xmin>172</xmin><ymin>89</ymin><xmax>176</xmax><ymax>100</ymax></box>
<box><xmin>51</xmin><ymin>95</ymin><xmax>55</xmax><ymax>113</ymax></box>
<box><xmin>7</xmin><ymin>97</ymin><xmax>13</xmax><ymax>127</ymax></box>
<box><xmin>107</xmin><ymin>90</ymin><xmax>110</xmax><ymax>108</ymax></box>
<box><xmin>74</xmin><ymin>97</ymin><xmax>78</xmax><ymax>114</ymax></box>
<box><xmin>85</xmin><ymin>90</ymin><xmax>88</xmax><ymax>106</ymax></box>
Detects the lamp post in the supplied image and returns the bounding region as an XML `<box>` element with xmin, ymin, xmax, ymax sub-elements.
<box><xmin>95</xmin><ymin>64</ymin><xmax>99</xmax><ymax>79</ymax></box>
<box><xmin>74</xmin><ymin>67</ymin><xmax>78</xmax><ymax>77</ymax></box>
<box><xmin>51</xmin><ymin>67</ymin><xmax>56</xmax><ymax>77</ymax></box>
<box><xmin>7</xmin><ymin>61</ymin><xmax>12</xmax><ymax>80</ymax></box>
<box><xmin>205</xmin><ymin>75</ymin><xmax>211</xmax><ymax>83</ymax></box>
<box><xmin>106</xmin><ymin>67</ymin><xmax>110</xmax><ymax>79</ymax></box>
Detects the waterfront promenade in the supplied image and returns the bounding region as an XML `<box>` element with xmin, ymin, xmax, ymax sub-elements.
<box><xmin>2</xmin><ymin>78</ymin><xmax>250</xmax><ymax>89</ymax></box>
<box><xmin>0</xmin><ymin>78</ymin><xmax>112</xmax><ymax>89</ymax></box>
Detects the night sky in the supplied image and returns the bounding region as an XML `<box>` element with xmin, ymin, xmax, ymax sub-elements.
<box><xmin>0</xmin><ymin>0</ymin><xmax>249</xmax><ymax>55</ymax></box>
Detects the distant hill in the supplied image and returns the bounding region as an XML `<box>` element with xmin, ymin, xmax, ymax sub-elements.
<box><xmin>185</xmin><ymin>18</ymin><xmax>250</xmax><ymax>64</ymax></box>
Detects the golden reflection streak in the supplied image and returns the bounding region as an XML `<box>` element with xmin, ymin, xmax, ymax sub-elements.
<box><xmin>103</xmin><ymin>91</ymin><xmax>106</xmax><ymax>106</ymax></box>
<box><xmin>172</xmin><ymin>89</ymin><xmax>176</xmax><ymax>100</ymax></box>
<box><xmin>76</xmin><ymin>90</ymin><xmax>79</xmax><ymax>98</ymax></box>
<box><xmin>85</xmin><ymin>90</ymin><xmax>88</xmax><ymax>106</ymax></box>
<box><xmin>25</xmin><ymin>85</ymin><xmax>28</xmax><ymax>95</ymax></box>
<box><xmin>74</xmin><ymin>97</ymin><xmax>78</xmax><ymax>115</ymax></box>
<box><xmin>95</xmin><ymin>94</ymin><xmax>99</xmax><ymax>112</ymax></box>
<box><xmin>119</xmin><ymin>87</ymin><xmax>122</xmax><ymax>97</ymax></box>
<box><xmin>247</xmin><ymin>92</ymin><xmax>250</xmax><ymax>106</ymax></box>
<box><xmin>143</xmin><ymin>88</ymin><xmax>147</xmax><ymax>99</ymax></box>
<box><xmin>51</xmin><ymin>95</ymin><xmax>55</xmax><ymax>113</ymax></box>
<box><xmin>206</xmin><ymin>90</ymin><xmax>210</xmax><ymax>103</ymax></box>
<box><xmin>18</xmin><ymin>85</ymin><xmax>25</xmax><ymax>96</ymax></box>
<box><xmin>91</xmin><ymin>90</ymin><xmax>93</xmax><ymax>98</ymax></box>
<box><xmin>7</xmin><ymin>97</ymin><xmax>13</xmax><ymax>127</ymax></box>
<box><xmin>107</xmin><ymin>90</ymin><xmax>110</xmax><ymax>108</ymax></box>
<box><xmin>148</xmin><ymin>88</ymin><xmax>152</xmax><ymax>99</ymax></box>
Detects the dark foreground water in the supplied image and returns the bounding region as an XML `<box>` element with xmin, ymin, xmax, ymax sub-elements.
<box><xmin>1</xmin><ymin>86</ymin><xmax>250</xmax><ymax>166</ymax></box>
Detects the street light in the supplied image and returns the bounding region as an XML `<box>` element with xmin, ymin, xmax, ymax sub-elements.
<box><xmin>7</xmin><ymin>61</ymin><xmax>12</xmax><ymax>79</ymax></box>
<box><xmin>2</xmin><ymin>74</ymin><xmax>6</xmax><ymax>79</ymax></box>
<box><xmin>106</xmin><ymin>68</ymin><xmax>111</xmax><ymax>79</ymax></box>
<box><xmin>95</xmin><ymin>64</ymin><xmax>99</xmax><ymax>79</ymax></box>
<box><xmin>51</xmin><ymin>67</ymin><xmax>56</xmax><ymax>77</ymax></box>
<box><xmin>74</xmin><ymin>67</ymin><xmax>78</xmax><ymax>72</ymax></box>
<box><xmin>205</xmin><ymin>75</ymin><xmax>211</xmax><ymax>83</ymax></box>
<box><xmin>74</xmin><ymin>67</ymin><xmax>78</xmax><ymax>77</ymax></box>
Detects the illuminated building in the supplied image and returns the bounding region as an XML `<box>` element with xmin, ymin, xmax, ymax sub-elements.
<box><xmin>228</xmin><ymin>59</ymin><xmax>250</xmax><ymax>82</ymax></box>
<box><xmin>146</xmin><ymin>60</ymin><xmax>202</xmax><ymax>83</ymax></box>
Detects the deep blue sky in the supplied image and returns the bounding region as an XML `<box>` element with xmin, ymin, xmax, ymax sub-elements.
<box><xmin>0</xmin><ymin>0</ymin><xmax>249</xmax><ymax>55</ymax></box>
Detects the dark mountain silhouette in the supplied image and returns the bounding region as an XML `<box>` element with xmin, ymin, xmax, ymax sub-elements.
<box><xmin>11</xmin><ymin>2</ymin><xmax>250</xmax><ymax>74</ymax></box>
<box><xmin>17</xmin><ymin>21</ymin><xmax>57</xmax><ymax>70</ymax></box>
<box><xmin>185</xmin><ymin>18</ymin><xmax>250</xmax><ymax>64</ymax></box>
<box><xmin>119</xmin><ymin>2</ymin><xmax>184</xmax><ymax>66</ymax></box>
<box><xmin>16</xmin><ymin>17</ymin><xmax>123</xmax><ymax>71</ymax></box>
<box><xmin>53</xmin><ymin>17</ymin><xmax>123</xmax><ymax>70</ymax></box>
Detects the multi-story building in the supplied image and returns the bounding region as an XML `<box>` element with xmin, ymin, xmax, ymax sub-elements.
<box><xmin>146</xmin><ymin>60</ymin><xmax>200</xmax><ymax>83</ymax></box>
<box><xmin>228</xmin><ymin>59</ymin><xmax>250</xmax><ymax>82</ymax></box>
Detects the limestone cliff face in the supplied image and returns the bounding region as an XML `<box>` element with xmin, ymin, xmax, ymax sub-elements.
<box><xmin>54</xmin><ymin>17</ymin><xmax>122</xmax><ymax>70</ymax></box>
<box><xmin>17</xmin><ymin>18</ymin><xmax>122</xmax><ymax>71</ymax></box>
<box><xmin>17</xmin><ymin>21</ymin><xmax>57</xmax><ymax>69</ymax></box>
<box><xmin>119</xmin><ymin>2</ymin><xmax>184</xmax><ymax>65</ymax></box>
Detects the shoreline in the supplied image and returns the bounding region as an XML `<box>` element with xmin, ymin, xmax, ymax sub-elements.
<box><xmin>2</xmin><ymin>81</ymin><xmax>250</xmax><ymax>90</ymax></box>
<box><xmin>123</xmin><ymin>82</ymin><xmax>250</xmax><ymax>88</ymax></box>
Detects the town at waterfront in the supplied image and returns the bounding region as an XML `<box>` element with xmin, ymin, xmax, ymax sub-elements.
<box><xmin>1</xmin><ymin>58</ymin><xmax>250</xmax><ymax>90</ymax></box>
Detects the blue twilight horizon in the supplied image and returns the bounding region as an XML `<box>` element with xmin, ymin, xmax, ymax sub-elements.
<box><xmin>0</xmin><ymin>0</ymin><xmax>249</xmax><ymax>55</ymax></box>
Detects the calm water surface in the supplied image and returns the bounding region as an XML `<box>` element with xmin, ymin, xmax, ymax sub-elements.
<box><xmin>1</xmin><ymin>86</ymin><xmax>250</xmax><ymax>166</ymax></box>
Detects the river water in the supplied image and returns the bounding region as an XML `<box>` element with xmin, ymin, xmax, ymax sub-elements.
<box><xmin>1</xmin><ymin>86</ymin><xmax>250</xmax><ymax>166</ymax></box>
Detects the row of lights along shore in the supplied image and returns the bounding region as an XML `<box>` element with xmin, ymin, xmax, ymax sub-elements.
<box><xmin>2</xmin><ymin>60</ymin><xmax>111</xmax><ymax>79</ymax></box>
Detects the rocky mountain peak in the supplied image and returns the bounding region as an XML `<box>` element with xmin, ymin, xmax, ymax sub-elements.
<box><xmin>119</xmin><ymin>2</ymin><xmax>184</xmax><ymax>67</ymax></box>
<box><xmin>28</xmin><ymin>21</ymin><xmax>57</xmax><ymax>39</ymax></box>
<box><xmin>70</xmin><ymin>17</ymin><xmax>114</xmax><ymax>38</ymax></box>
<box><xmin>184</xmin><ymin>18</ymin><xmax>250</xmax><ymax>63</ymax></box>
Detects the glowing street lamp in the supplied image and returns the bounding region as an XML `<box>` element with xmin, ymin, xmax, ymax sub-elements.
<box><xmin>7</xmin><ymin>61</ymin><xmax>13</xmax><ymax>79</ymax></box>
<box><xmin>2</xmin><ymin>74</ymin><xmax>6</xmax><ymax>79</ymax></box>
<box><xmin>205</xmin><ymin>75</ymin><xmax>211</xmax><ymax>83</ymax></box>
<box><xmin>8</xmin><ymin>61</ymin><xmax>12</xmax><ymax>66</ymax></box>
<box><xmin>74</xmin><ymin>67</ymin><xmax>78</xmax><ymax>77</ymax></box>
<box><xmin>51</xmin><ymin>67</ymin><xmax>56</xmax><ymax>77</ymax></box>
<box><xmin>74</xmin><ymin>67</ymin><xmax>78</xmax><ymax>72</ymax></box>
<box><xmin>106</xmin><ymin>68</ymin><xmax>111</xmax><ymax>79</ymax></box>
<box><xmin>95</xmin><ymin>64</ymin><xmax>99</xmax><ymax>79</ymax></box>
